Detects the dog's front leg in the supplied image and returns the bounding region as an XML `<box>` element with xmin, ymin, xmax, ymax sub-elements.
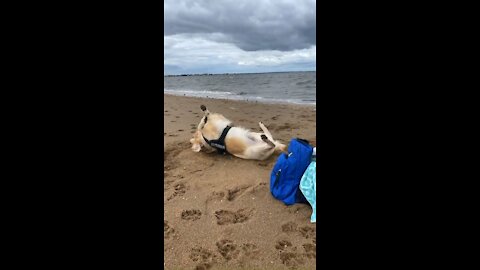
<box><xmin>197</xmin><ymin>116</ymin><xmax>207</xmax><ymax>130</ymax></box>
<box><xmin>196</xmin><ymin>105</ymin><xmax>211</xmax><ymax>130</ymax></box>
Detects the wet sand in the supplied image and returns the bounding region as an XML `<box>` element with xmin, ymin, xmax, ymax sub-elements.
<box><xmin>164</xmin><ymin>94</ymin><xmax>316</xmax><ymax>269</ymax></box>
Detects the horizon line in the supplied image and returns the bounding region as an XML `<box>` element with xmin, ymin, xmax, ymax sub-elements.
<box><xmin>164</xmin><ymin>70</ymin><xmax>316</xmax><ymax>76</ymax></box>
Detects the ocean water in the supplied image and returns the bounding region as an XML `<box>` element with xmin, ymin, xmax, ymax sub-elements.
<box><xmin>164</xmin><ymin>71</ymin><xmax>316</xmax><ymax>106</ymax></box>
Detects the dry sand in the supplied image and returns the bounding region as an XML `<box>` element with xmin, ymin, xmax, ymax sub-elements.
<box><xmin>164</xmin><ymin>94</ymin><xmax>316</xmax><ymax>270</ymax></box>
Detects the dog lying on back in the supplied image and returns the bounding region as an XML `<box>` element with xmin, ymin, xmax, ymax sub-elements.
<box><xmin>189</xmin><ymin>105</ymin><xmax>287</xmax><ymax>160</ymax></box>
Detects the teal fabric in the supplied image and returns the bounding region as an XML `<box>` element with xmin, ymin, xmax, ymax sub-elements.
<box><xmin>300</xmin><ymin>160</ymin><xmax>316</xmax><ymax>223</ymax></box>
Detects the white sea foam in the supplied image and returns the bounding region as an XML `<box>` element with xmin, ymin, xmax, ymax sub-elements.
<box><xmin>163</xmin><ymin>71</ymin><xmax>316</xmax><ymax>106</ymax></box>
<box><xmin>163</xmin><ymin>89</ymin><xmax>315</xmax><ymax>106</ymax></box>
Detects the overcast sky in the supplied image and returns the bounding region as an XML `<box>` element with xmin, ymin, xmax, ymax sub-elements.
<box><xmin>164</xmin><ymin>0</ymin><xmax>316</xmax><ymax>75</ymax></box>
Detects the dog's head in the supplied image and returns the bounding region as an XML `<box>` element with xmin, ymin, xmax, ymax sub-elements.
<box><xmin>190</xmin><ymin>105</ymin><xmax>232</xmax><ymax>152</ymax></box>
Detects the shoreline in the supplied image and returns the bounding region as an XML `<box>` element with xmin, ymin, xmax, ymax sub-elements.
<box><xmin>164</xmin><ymin>93</ymin><xmax>316</xmax><ymax>108</ymax></box>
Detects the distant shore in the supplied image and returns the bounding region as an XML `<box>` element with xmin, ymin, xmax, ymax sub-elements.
<box><xmin>164</xmin><ymin>70</ymin><xmax>316</xmax><ymax>77</ymax></box>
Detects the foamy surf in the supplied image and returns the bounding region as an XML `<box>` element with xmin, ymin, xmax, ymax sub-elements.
<box><xmin>164</xmin><ymin>89</ymin><xmax>315</xmax><ymax>106</ymax></box>
<box><xmin>164</xmin><ymin>71</ymin><xmax>316</xmax><ymax>106</ymax></box>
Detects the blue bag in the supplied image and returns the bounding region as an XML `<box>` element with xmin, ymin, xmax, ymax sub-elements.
<box><xmin>270</xmin><ymin>138</ymin><xmax>313</xmax><ymax>205</ymax></box>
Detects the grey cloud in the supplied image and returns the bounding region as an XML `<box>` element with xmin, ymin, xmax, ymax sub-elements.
<box><xmin>164</xmin><ymin>33</ymin><xmax>316</xmax><ymax>75</ymax></box>
<box><xmin>164</xmin><ymin>0</ymin><xmax>316</xmax><ymax>51</ymax></box>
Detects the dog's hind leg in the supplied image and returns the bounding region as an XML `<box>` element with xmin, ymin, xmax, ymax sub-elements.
<box><xmin>259</xmin><ymin>122</ymin><xmax>274</xmax><ymax>141</ymax></box>
<box><xmin>243</xmin><ymin>143</ymin><xmax>276</xmax><ymax>160</ymax></box>
<box><xmin>261</xmin><ymin>134</ymin><xmax>275</xmax><ymax>148</ymax></box>
<box><xmin>259</xmin><ymin>122</ymin><xmax>287</xmax><ymax>153</ymax></box>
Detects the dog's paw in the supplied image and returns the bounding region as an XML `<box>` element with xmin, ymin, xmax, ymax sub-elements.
<box><xmin>200</xmin><ymin>105</ymin><xmax>206</xmax><ymax>111</ymax></box>
<box><xmin>299</xmin><ymin>226</ymin><xmax>316</xmax><ymax>239</ymax></box>
<box><xmin>216</xmin><ymin>239</ymin><xmax>240</xmax><ymax>260</ymax></box>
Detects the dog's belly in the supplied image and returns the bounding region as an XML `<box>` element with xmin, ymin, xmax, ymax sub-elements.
<box><xmin>224</xmin><ymin>137</ymin><xmax>248</xmax><ymax>155</ymax></box>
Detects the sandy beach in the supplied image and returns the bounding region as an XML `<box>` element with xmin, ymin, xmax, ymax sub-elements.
<box><xmin>164</xmin><ymin>94</ymin><xmax>317</xmax><ymax>270</ymax></box>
